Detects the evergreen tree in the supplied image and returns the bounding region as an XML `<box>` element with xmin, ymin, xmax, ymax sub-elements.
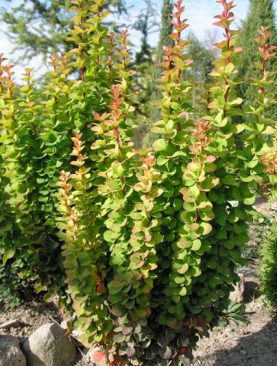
<box><xmin>188</xmin><ymin>33</ymin><xmax>215</xmax><ymax>84</ymax></box>
<box><xmin>238</xmin><ymin>0</ymin><xmax>277</xmax><ymax>119</ymax></box>
<box><xmin>148</xmin><ymin>0</ymin><xmax>174</xmax><ymax>144</ymax></box>
<box><xmin>188</xmin><ymin>33</ymin><xmax>216</xmax><ymax>117</ymax></box>
<box><xmin>132</xmin><ymin>0</ymin><xmax>158</xmax><ymax>147</ymax></box>
<box><xmin>156</xmin><ymin>0</ymin><xmax>174</xmax><ymax>74</ymax></box>
<box><xmin>134</xmin><ymin>0</ymin><xmax>157</xmax><ymax>65</ymax></box>
<box><xmin>1</xmin><ymin>0</ymin><xmax>127</xmax><ymax>60</ymax></box>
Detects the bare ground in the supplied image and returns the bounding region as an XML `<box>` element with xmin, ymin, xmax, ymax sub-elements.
<box><xmin>0</xmin><ymin>300</ymin><xmax>61</xmax><ymax>341</ymax></box>
<box><xmin>1</xmin><ymin>264</ymin><xmax>276</xmax><ymax>366</ymax></box>
<box><xmin>193</xmin><ymin>305</ymin><xmax>277</xmax><ymax>366</ymax></box>
<box><xmin>192</xmin><ymin>264</ymin><xmax>277</xmax><ymax>366</ymax></box>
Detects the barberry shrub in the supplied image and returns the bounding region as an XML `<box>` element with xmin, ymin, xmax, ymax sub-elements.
<box><xmin>0</xmin><ymin>0</ymin><xmax>126</xmax><ymax>296</ymax></box>
<box><xmin>0</xmin><ymin>0</ymin><xmax>276</xmax><ymax>364</ymax></box>
<box><xmin>56</xmin><ymin>0</ymin><xmax>275</xmax><ymax>364</ymax></box>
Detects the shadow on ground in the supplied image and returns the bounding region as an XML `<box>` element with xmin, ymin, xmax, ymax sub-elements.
<box><xmin>213</xmin><ymin>316</ymin><xmax>277</xmax><ymax>366</ymax></box>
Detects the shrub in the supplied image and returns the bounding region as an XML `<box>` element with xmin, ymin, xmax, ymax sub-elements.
<box><xmin>0</xmin><ymin>56</ymin><xmax>62</xmax><ymax>292</ymax></box>
<box><xmin>260</xmin><ymin>222</ymin><xmax>277</xmax><ymax>307</ymax></box>
<box><xmin>0</xmin><ymin>0</ymin><xmax>275</xmax><ymax>364</ymax></box>
<box><xmin>56</xmin><ymin>0</ymin><xmax>275</xmax><ymax>364</ymax></box>
<box><xmin>0</xmin><ymin>0</ymin><xmax>124</xmax><ymax>296</ymax></box>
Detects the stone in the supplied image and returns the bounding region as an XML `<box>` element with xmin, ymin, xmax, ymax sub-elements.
<box><xmin>0</xmin><ymin>319</ymin><xmax>23</xmax><ymax>330</ymax></box>
<box><xmin>229</xmin><ymin>273</ymin><xmax>245</xmax><ymax>303</ymax></box>
<box><xmin>23</xmin><ymin>323</ymin><xmax>76</xmax><ymax>366</ymax></box>
<box><xmin>0</xmin><ymin>335</ymin><xmax>26</xmax><ymax>366</ymax></box>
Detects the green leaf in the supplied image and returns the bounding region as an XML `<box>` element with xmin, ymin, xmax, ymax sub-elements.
<box><xmin>229</xmin><ymin>97</ymin><xmax>243</xmax><ymax>106</ymax></box>
<box><xmin>108</xmin><ymin>280</ymin><xmax>124</xmax><ymax>295</ymax></box>
<box><xmin>262</xmin><ymin>126</ymin><xmax>275</xmax><ymax>135</ymax></box>
<box><xmin>225</xmin><ymin>63</ymin><xmax>235</xmax><ymax>74</ymax></box>
<box><xmin>199</xmin><ymin>222</ymin><xmax>213</xmax><ymax>235</ymax></box>
<box><xmin>111</xmin><ymin>162</ymin><xmax>124</xmax><ymax>177</ymax></box>
<box><xmin>153</xmin><ymin>139</ymin><xmax>167</xmax><ymax>151</ymax></box>
<box><xmin>222</xmin><ymin>175</ymin><xmax>237</xmax><ymax>186</ymax></box>
<box><xmin>191</xmin><ymin>239</ymin><xmax>201</xmax><ymax>251</ymax></box>
<box><xmin>114</xmin><ymin>333</ymin><xmax>126</xmax><ymax>343</ymax></box>
<box><xmin>214</xmin><ymin>113</ymin><xmax>228</xmax><ymax>127</ymax></box>
<box><xmin>189</xmin><ymin>184</ymin><xmax>200</xmax><ymax>198</ymax></box>
<box><xmin>104</xmin><ymin>230</ymin><xmax>120</xmax><ymax>242</ymax></box>
<box><xmin>243</xmin><ymin>195</ymin><xmax>256</xmax><ymax>205</ymax></box>
<box><xmin>174</xmin><ymin>275</ymin><xmax>185</xmax><ymax>284</ymax></box>
<box><xmin>110</xmin><ymin>305</ymin><xmax>126</xmax><ymax>317</ymax></box>
<box><xmin>177</xmin><ymin>263</ymin><xmax>189</xmax><ymax>274</ymax></box>
<box><xmin>171</xmin><ymin>102</ymin><xmax>181</xmax><ymax>111</ymax></box>
<box><xmin>246</xmin><ymin>157</ymin><xmax>259</xmax><ymax>168</ymax></box>
<box><xmin>157</xmin><ymin>155</ymin><xmax>168</xmax><ymax>166</ymax></box>
<box><xmin>3</xmin><ymin>248</ymin><xmax>15</xmax><ymax>264</ymax></box>
<box><xmin>201</xmin><ymin>177</ymin><xmax>219</xmax><ymax>191</ymax></box>
<box><xmin>179</xmin><ymin>287</ymin><xmax>187</xmax><ymax>296</ymax></box>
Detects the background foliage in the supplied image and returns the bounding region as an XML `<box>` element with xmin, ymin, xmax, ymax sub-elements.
<box><xmin>260</xmin><ymin>221</ymin><xmax>277</xmax><ymax>307</ymax></box>
<box><xmin>237</xmin><ymin>0</ymin><xmax>277</xmax><ymax>122</ymax></box>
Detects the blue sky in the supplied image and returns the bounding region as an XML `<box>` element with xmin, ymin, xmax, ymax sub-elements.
<box><xmin>1</xmin><ymin>0</ymin><xmax>276</xmax><ymax>80</ymax></box>
<box><xmin>129</xmin><ymin>0</ymin><xmax>249</xmax><ymax>39</ymax></box>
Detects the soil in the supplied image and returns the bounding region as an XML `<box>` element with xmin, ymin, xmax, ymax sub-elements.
<box><xmin>1</xmin><ymin>266</ymin><xmax>276</xmax><ymax>366</ymax></box>
<box><xmin>0</xmin><ymin>300</ymin><xmax>61</xmax><ymax>341</ymax></box>
<box><xmin>1</xmin><ymin>199</ymin><xmax>276</xmax><ymax>366</ymax></box>
<box><xmin>192</xmin><ymin>266</ymin><xmax>277</xmax><ymax>366</ymax></box>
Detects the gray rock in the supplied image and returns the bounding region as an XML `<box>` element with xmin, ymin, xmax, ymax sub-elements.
<box><xmin>23</xmin><ymin>323</ymin><xmax>76</xmax><ymax>366</ymax></box>
<box><xmin>0</xmin><ymin>319</ymin><xmax>23</xmax><ymax>330</ymax></box>
<box><xmin>0</xmin><ymin>335</ymin><xmax>26</xmax><ymax>366</ymax></box>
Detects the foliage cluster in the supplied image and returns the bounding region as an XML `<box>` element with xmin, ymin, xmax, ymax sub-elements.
<box><xmin>261</xmin><ymin>132</ymin><xmax>277</xmax><ymax>199</ymax></box>
<box><xmin>0</xmin><ymin>0</ymin><xmax>276</xmax><ymax>364</ymax></box>
<box><xmin>237</xmin><ymin>0</ymin><xmax>277</xmax><ymax>121</ymax></box>
<box><xmin>242</xmin><ymin>210</ymin><xmax>272</xmax><ymax>261</ymax></box>
<box><xmin>260</xmin><ymin>221</ymin><xmax>277</xmax><ymax>307</ymax></box>
<box><xmin>237</xmin><ymin>0</ymin><xmax>277</xmax><ymax>198</ymax></box>
<box><xmin>0</xmin><ymin>0</ymin><xmax>127</xmax><ymax>59</ymax></box>
<box><xmin>0</xmin><ymin>266</ymin><xmax>22</xmax><ymax>308</ymax></box>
